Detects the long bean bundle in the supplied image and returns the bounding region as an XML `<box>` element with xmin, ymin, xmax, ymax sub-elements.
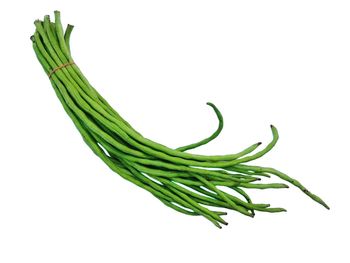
<box><xmin>31</xmin><ymin>11</ymin><xmax>329</xmax><ymax>228</ymax></box>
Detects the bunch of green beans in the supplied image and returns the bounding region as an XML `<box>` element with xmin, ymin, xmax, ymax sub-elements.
<box><xmin>31</xmin><ymin>11</ymin><xmax>329</xmax><ymax>228</ymax></box>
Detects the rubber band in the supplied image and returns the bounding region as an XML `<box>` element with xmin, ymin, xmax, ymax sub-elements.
<box><xmin>48</xmin><ymin>61</ymin><xmax>75</xmax><ymax>78</ymax></box>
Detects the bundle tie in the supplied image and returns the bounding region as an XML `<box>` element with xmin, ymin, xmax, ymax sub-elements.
<box><xmin>48</xmin><ymin>61</ymin><xmax>75</xmax><ymax>78</ymax></box>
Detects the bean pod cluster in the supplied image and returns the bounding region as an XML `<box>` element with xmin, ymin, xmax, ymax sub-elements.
<box><xmin>31</xmin><ymin>11</ymin><xmax>329</xmax><ymax>228</ymax></box>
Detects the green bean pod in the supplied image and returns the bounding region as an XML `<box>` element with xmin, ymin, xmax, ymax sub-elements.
<box><xmin>31</xmin><ymin>11</ymin><xmax>329</xmax><ymax>228</ymax></box>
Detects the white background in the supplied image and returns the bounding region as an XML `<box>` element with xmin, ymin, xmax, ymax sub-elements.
<box><xmin>0</xmin><ymin>1</ymin><xmax>349</xmax><ymax>262</ymax></box>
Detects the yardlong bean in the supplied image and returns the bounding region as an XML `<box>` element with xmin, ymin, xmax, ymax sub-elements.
<box><xmin>31</xmin><ymin>11</ymin><xmax>329</xmax><ymax>228</ymax></box>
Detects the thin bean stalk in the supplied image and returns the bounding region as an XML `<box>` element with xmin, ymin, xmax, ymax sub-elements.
<box><xmin>31</xmin><ymin>11</ymin><xmax>329</xmax><ymax>228</ymax></box>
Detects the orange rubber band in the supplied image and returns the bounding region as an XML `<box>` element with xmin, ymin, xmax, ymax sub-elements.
<box><xmin>48</xmin><ymin>61</ymin><xmax>75</xmax><ymax>78</ymax></box>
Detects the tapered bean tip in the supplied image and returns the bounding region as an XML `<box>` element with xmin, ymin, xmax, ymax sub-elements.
<box><xmin>270</xmin><ymin>124</ymin><xmax>279</xmax><ymax>137</ymax></box>
<box><xmin>30</xmin><ymin>35</ymin><xmax>35</xmax><ymax>42</ymax></box>
<box><xmin>321</xmin><ymin>201</ymin><xmax>330</xmax><ymax>210</ymax></box>
<box><xmin>257</xmin><ymin>142</ymin><xmax>262</xmax><ymax>146</ymax></box>
<box><xmin>245</xmin><ymin>212</ymin><xmax>255</xmax><ymax>218</ymax></box>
